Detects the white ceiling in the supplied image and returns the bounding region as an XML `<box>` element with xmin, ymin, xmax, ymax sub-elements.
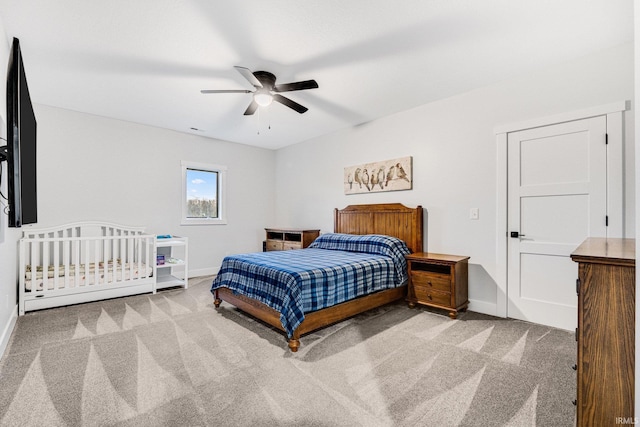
<box><xmin>0</xmin><ymin>0</ymin><xmax>633</xmax><ymax>150</ymax></box>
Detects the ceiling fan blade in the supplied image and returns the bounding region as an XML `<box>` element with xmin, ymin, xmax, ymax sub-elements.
<box><xmin>273</xmin><ymin>94</ymin><xmax>308</xmax><ymax>114</ymax></box>
<box><xmin>200</xmin><ymin>89</ymin><xmax>252</xmax><ymax>94</ymax></box>
<box><xmin>274</xmin><ymin>80</ymin><xmax>319</xmax><ymax>92</ymax></box>
<box><xmin>243</xmin><ymin>100</ymin><xmax>259</xmax><ymax>115</ymax></box>
<box><xmin>234</xmin><ymin>66</ymin><xmax>263</xmax><ymax>88</ymax></box>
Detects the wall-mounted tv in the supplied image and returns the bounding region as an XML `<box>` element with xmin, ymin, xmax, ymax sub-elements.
<box><xmin>0</xmin><ymin>37</ymin><xmax>37</xmax><ymax>227</ymax></box>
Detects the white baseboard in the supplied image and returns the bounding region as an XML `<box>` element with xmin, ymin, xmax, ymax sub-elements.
<box><xmin>468</xmin><ymin>299</ymin><xmax>500</xmax><ymax>317</ymax></box>
<box><xmin>189</xmin><ymin>267</ymin><xmax>218</xmax><ymax>278</ymax></box>
<box><xmin>0</xmin><ymin>304</ymin><xmax>18</xmax><ymax>361</ymax></box>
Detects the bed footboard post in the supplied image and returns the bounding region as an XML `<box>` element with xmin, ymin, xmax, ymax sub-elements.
<box><xmin>288</xmin><ymin>331</ymin><xmax>300</xmax><ymax>352</ymax></box>
<box><xmin>288</xmin><ymin>339</ymin><xmax>300</xmax><ymax>352</ymax></box>
<box><xmin>213</xmin><ymin>289</ymin><xmax>221</xmax><ymax>308</ymax></box>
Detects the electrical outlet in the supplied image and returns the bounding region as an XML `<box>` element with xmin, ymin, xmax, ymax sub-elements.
<box><xmin>470</xmin><ymin>208</ymin><xmax>479</xmax><ymax>220</ymax></box>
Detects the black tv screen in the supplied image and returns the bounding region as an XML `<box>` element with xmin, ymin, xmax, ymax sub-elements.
<box><xmin>5</xmin><ymin>37</ymin><xmax>37</xmax><ymax>227</ymax></box>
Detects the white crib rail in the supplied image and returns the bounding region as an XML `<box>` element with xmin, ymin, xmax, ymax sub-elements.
<box><xmin>21</xmin><ymin>221</ymin><xmax>147</xmax><ymax>240</ymax></box>
<box><xmin>18</xmin><ymin>222</ymin><xmax>157</xmax><ymax>315</ymax></box>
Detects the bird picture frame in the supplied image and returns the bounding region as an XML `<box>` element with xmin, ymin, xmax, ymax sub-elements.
<box><xmin>344</xmin><ymin>156</ymin><xmax>412</xmax><ymax>195</ymax></box>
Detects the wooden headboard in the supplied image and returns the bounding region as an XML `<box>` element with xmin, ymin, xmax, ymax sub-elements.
<box><xmin>334</xmin><ymin>203</ymin><xmax>424</xmax><ymax>253</ymax></box>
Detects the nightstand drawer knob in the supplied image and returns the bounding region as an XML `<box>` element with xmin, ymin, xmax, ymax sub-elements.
<box><xmin>427</xmin><ymin>281</ymin><xmax>432</xmax><ymax>286</ymax></box>
<box><xmin>427</xmin><ymin>294</ymin><xmax>432</xmax><ymax>300</ymax></box>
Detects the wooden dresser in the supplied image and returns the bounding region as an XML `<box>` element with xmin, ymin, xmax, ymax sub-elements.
<box><xmin>405</xmin><ymin>252</ymin><xmax>469</xmax><ymax>319</ymax></box>
<box><xmin>570</xmin><ymin>238</ymin><xmax>635</xmax><ymax>426</ymax></box>
<box><xmin>265</xmin><ymin>228</ymin><xmax>320</xmax><ymax>251</ymax></box>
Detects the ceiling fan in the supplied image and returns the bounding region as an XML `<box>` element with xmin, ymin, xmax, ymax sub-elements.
<box><xmin>201</xmin><ymin>66</ymin><xmax>318</xmax><ymax>115</ymax></box>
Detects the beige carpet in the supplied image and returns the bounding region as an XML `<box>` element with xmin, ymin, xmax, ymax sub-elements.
<box><xmin>0</xmin><ymin>276</ymin><xmax>576</xmax><ymax>426</ymax></box>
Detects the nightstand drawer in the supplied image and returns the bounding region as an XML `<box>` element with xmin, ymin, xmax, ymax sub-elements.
<box><xmin>413</xmin><ymin>286</ymin><xmax>451</xmax><ymax>307</ymax></box>
<box><xmin>283</xmin><ymin>242</ymin><xmax>302</xmax><ymax>250</ymax></box>
<box><xmin>411</xmin><ymin>271</ymin><xmax>451</xmax><ymax>292</ymax></box>
<box><xmin>266</xmin><ymin>240</ymin><xmax>284</xmax><ymax>251</ymax></box>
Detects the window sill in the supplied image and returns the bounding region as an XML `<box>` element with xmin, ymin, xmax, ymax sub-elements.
<box><xmin>181</xmin><ymin>218</ymin><xmax>227</xmax><ymax>226</ymax></box>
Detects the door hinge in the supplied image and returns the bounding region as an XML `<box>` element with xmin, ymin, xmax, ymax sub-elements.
<box><xmin>606</xmin><ymin>215</ymin><xmax>609</xmax><ymax>227</ymax></box>
<box><xmin>605</xmin><ymin>133</ymin><xmax>609</xmax><ymax>144</ymax></box>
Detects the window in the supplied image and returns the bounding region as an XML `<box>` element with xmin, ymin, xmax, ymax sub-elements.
<box><xmin>181</xmin><ymin>161</ymin><xmax>227</xmax><ymax>225</ymax></box>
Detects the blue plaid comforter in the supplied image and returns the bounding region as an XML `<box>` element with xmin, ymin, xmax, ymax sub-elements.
<box><xmin>210</xmin><ymin>234</ymin><xmax>410</xmax><ymax>337</ymax></box>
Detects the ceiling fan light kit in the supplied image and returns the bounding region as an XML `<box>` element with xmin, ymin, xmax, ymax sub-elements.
<box><xmin>254</xmin><ymin>91</ymin><xmax>273</xmax><ymax>107</ymax></box>
<box><xmin>201</xmin><ymin>66</ymin><xmax>318</xmax><ymax>115</ymax></box>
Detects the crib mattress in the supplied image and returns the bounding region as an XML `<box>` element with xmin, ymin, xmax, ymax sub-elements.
<box><xmin>25</xmin><ymin>262</ymin><xmax>153</xmax><ymax>291</ymax></box>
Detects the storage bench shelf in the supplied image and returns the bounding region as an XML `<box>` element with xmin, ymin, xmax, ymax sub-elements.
<box><xmin>155</xmin><ymin>236</ymin><xmax>188</xmax><ymax>290</ymax></box>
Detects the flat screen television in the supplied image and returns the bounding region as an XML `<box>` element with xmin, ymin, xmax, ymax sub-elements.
<box><xmin>0</xmin><ymin>37</ymin><xmax>37</xmax><ymax>227</ymax></box>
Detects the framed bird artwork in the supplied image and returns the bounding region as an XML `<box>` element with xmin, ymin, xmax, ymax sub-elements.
<box><xmin>344</xmin><ymin>156</ymin><xmax>412</xmax><ymax>195</ymax></box>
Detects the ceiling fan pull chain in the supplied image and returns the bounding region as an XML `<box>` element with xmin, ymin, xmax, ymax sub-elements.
<box><xmin>266</xmin><ymin>106</ymin><xmax>271</xmax><ymax>130</ymax></box>
<box><xmin>257</xmin><ymin>108</ymin><xmax>261</xmax><ymax>135</ymax></box>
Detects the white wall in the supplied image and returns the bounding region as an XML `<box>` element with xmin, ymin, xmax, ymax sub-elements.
<box><xmin>634</xmin><ymin>0</ymin><xmax>639</xmax><ymax>416</ymax></box>
<box><xmin>0</xmin><ymin>101</ymin><xmax>276</xmax><ymax>358</ymax></box>
<box><xmin>0</xmin><ymin>167</ymin><xmax>16</xmax><ymax>358</ymax></box>
<box><xmin>274</xmin><ymin>42</ymin><xmax>635</xmax><ymax>315</ymax></box>
<box><xmin>0</xmin><ymin>35</ymin><xmax>633</xmax><ymax>360</ymax></box>
<box><xmin>0</xmin><ymin>17</ymin><xmax>20</xmax><ymax>358</ymax></box>
<box><xmin>34</xmin><ymin>105</ymin><xmax>276</xmax><ymax>274</ymax></box>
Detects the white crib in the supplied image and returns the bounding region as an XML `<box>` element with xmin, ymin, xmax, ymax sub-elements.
<box><xmin>19</xmin><ymin>222</ymin><xmax>157</xmax><ymax>315</ymax></box>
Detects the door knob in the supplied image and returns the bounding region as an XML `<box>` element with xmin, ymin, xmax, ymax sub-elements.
<box><xmin>510</xmin><ymin>231</ymin><xmax>525</xmax><ymax>238</ymax></box>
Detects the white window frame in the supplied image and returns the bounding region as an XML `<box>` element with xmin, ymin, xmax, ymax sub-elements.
<box><xmin>181</xmin><ymin>160</ymin><xmax>227</xmax><ymax>225</ymax></box>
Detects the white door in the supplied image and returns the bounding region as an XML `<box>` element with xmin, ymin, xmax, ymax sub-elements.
<box><xmin>507</xmin><ymin>116</ymin><xmax>607</xmax><ymax>330</ymax></box>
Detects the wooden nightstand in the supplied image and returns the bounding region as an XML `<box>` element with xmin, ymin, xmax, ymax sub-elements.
<box><xmin>265</xmin><ymin>228</ymin><xmax>320</xmax><ymax>251</ymax></box>
<box><xmin>406</xmin><ymin>252</ymin><xmax>469</xmax><ymax>319</ymax></box>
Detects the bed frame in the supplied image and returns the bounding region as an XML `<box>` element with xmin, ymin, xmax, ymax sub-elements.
<box><xmin>214</xmin><ymin>203</ymin><xmax>424</xmax><ymax>352</ymax></box>
<box><xmin>19</xmin><ymin>222</ymin><xmax>156</xmax><ymax>315</ymax></box>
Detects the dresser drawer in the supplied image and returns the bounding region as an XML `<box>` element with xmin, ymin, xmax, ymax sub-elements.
<box><xmin>266</xmin><ymin>240</ymin><xmax>284</xmax><ymax>251</ymax></box>
<box><xmin>411</xmin><ymin>270</ymin><xmax>451</xmax><ymax>292</ymax></box>
<box><xmin>283</xmin><ymin>242</ymin><xmax>303</xmax><ymax>250</ymax></box>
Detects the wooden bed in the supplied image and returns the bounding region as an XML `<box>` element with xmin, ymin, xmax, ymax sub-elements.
<box><xmin>213</xmin><ymin>203</ymin><xmax>423</xmax><ymax>352</ymax></box>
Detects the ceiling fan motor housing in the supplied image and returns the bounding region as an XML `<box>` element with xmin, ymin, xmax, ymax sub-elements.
<box><xmin>253</xmin><ymin>71</ymin><xmax>276</xmax><ymax>90</ymax></box>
